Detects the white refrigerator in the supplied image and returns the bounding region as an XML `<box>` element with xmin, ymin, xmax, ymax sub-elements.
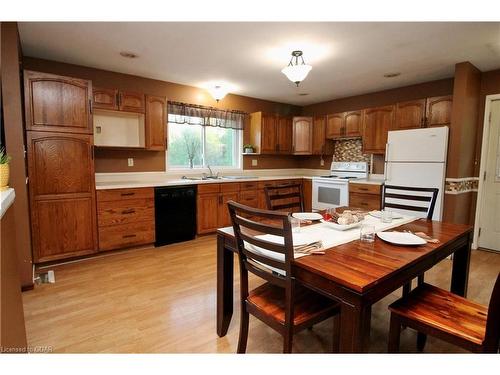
<box><xmin>384</xmin><ymin>126</ymin><xmax>449</xmax><ymax>221</ymax></box>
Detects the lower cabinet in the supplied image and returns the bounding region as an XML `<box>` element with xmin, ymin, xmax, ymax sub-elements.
<box><xmin>303</xmin><ymin>179</ymin><xmax>312</xmax><ymax>212</ymax></box>
<box><xmin>348</xmin><ymin>183</ymin><xmax>382</xmax><ymax>211</ymax></box>
<box><xmin>96</xmin><ymin>187</ymin><xmax>155</xmax><ymax>251</ymax></box>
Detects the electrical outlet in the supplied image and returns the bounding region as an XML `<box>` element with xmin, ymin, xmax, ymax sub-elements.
<box><xmin>128</xmin><ymin>158</ymin><xmax>134</xmax><ymax>167</ymax></box>
<box><xmin>252</xmin><ymin>159</ymin><xmax>258</xmax><ymax>166</ymax></box>
<box><xmin>320</xmin><ymin>158</ymin><xmax>325</xmax><ymax>166</ymax></box>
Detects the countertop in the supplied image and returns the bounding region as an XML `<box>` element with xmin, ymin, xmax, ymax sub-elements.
<box><xmin>95</xmin><ymin>175</ymin><xmax>314</xmax><ymax>190</ymax></box>
<box><xmin>0</xmin><ymin>188</ymin><xmax>15</xmax><ymax>219</ymax></box>
<box><xmin>350</xmin><ymin>174</ymin><xmax>385</xmax><ymax>185</ymax></box>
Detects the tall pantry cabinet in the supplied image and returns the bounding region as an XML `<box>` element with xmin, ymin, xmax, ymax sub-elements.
<box><xmin>24</xmin><ymin>70</ymin><xmax>98</xmax><ymax>262</ymax></box>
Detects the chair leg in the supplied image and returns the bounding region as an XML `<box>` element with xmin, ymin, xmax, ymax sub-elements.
<box><xmin>417</xmin><ymin>332</ymin><xmax>427</xmax><ymax>352</ymax></box>
<box><xmin>332</xmin><ymin>315</ymin><xmax>340</xmax><ymax>353</ymax></box>
<box><xmin>388</xmin><ymin>314</ymin><xmax>401</xmax><ymax>353</ymax></box>
<box><xmin>237</xmin><ymin>307</ymin><xmax>249</xmax><ymax>354</ymax></box>
<box><xmin>283</xmin><ymin>329</ymin><xmax>293</xmax><ymax>353</ymax></box>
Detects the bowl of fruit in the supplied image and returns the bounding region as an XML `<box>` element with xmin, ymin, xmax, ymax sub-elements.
<box><xmin>321</xmin><ymin>209</ymin><xmax>368</xmax><ymax>231</ymax></box>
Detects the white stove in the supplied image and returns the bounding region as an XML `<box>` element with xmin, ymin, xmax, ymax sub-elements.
<box><xmin>312</xmin><ymin>162</ymin><xmax>368</xmax><ymax>210</ymax></box>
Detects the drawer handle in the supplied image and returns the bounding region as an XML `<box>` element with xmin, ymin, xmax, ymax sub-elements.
<box><xmin>123</xmin><ymin>234</ymin><xmax>137</xmax><ymax>238</ymax></box>
<box><xmin>360</xmin><ymin>202</ymin><xmax>368</xmax><ymax>206</ymax></box>
<box><xmin>121</xmin><ymin>209</ymin><xmax>136</xmax><ymax>214</ymax></box>
<box><xmin>121</xmin><ymin>192</ymin><xmax>135</xmax><ymax>196</ymax></box>
<box><xmin>359</xmin><ymin>187</ymin><xmax>369</xmax><ymax>191</ymax></box>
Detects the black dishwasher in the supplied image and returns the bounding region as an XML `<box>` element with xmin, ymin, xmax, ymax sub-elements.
<box><xmin>155</xmin><ymin>185</ymin><xmax>197</xmax><ymax>246</ymax></box>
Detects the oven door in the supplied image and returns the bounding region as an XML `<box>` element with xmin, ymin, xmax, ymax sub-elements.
<box><xmin>312</xmin><ymin>180</ymin><xmax>349</xmax><ymax>210</ymax></box>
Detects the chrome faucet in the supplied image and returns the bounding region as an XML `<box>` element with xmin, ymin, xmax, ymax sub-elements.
<box><xmin>207</xmin><ymin>165</ymin><xmax>219</xmax><ymax>179</ymax></box>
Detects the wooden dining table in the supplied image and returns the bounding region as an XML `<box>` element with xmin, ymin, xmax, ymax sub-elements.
<box><xmin>216</xmin><ymin>215</ymin><xmax>473</xmax><ymax>353</ymax></box>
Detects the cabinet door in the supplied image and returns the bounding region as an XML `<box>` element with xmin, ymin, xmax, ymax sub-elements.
<box><xmin>326</xmin><ymin>113</ymin><xmax>345</xmax><ymax>139</ymax></box>
<box><xmin>145</xmin><ymin>95</ymin><xmax>167</xmax><ymax>150</ymax></box>
<box><xmin>93</xmin><ymin>87</ymin><xmax>118</xmax><ymax>111</ymax></box>
<box><xmin>426</xmin><ymin>95</ymin><xmax>452</xmax><ymax>127</ymax></box>
<box><xmin>395</xmin><ymin>99</ymin><xmax>426</xmax><ymax>130</ymax></box>
<box><xmin>312</xmin><ymin>116</ymin><xmax>326</xmax><ymax>155</ymax></box>
<box><xmin>260</xmin><ymin>114</ymin><xmax>278</xmax><ymax>154</ymax></box>
<box><xmin>239</xmin><ymin>190</ymin><xmax>259</xmax><ymax>208</ymax></box>
<box><xmin>302</xmin><ymin>179</ymin><xmax>312</xmax><ymax>212</ymax></box>
<box><xmin>119</xmin><ymin>91</ymin><xmax>145</xmax><ymax>113</ymax></box>
<box><xmin>277</xmin><ymin>116</ymin><xmax>293</xmax><ymax>154</ymax></box>
<box><xmin>24</xmin><ymin>70</ymin><xmax>92</xmax><ymax>134</ymax></box>
<box><xmin>292</xmin><ymin>117</ymin><xmax>313</xmax><ymax>155</ymax></box>
<box><xmin>219</xmin><ymin>192</ymin><xmax>239</xmax><ymax>228</ymax></box>
<box><xmin>362</xmin><ymin>105</ymin><xmax>395</xmax><ymax>154</ymax></box>
<box><xmin>197</xmin><ymin>193</ymin><xmax>220</xmax><ymax>234</ymax></box>
<box><xmin>27</xmin><ymin>131</ymin><xmax>97</xmax><ymax>262</ymax></box>
<box><xmin>345</xmin><ymin>111</ymin><xmax>363</xmax><ymax>137</ymax></box>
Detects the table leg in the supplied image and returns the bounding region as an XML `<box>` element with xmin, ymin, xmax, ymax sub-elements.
<box><xmin>339</xmin><ymin>301</ymin><xmax>372</xmax><ymax>353</ymax></box>
<box><xmin>217</xmin><ymin>234</ymin><xmax>234</xmax><ymax>337</ymax></box>
<box><xmin>450</xmin><ymin>233</ymin><xmax>472</xmax><ymax>298</ymax></box>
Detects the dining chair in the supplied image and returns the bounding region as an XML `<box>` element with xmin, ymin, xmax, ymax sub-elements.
<box><xmin>388</xmin><ymin>273</ymin><xmax>500</xmax><ymax>353</ymax></box>
<box><xmin>227</xmin><ymin>200</ymin><xmax>340</xmax><ymax>353</ymax></box>
<box><xmin>382</xmin><ymin>185</ymin><xmax>439</xmax><ymax>296</ymax></box>
<box><xmin>264</xmin><ymin>183</ymin><xmax>304</xmax><ymax>212</ymax></box>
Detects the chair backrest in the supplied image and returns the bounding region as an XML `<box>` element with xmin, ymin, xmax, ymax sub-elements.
<box><xmin>264</xmin><ymin>183</ymin><xmax>304</xmax><ymax>213</ymax></box>
<box><xmin>483</xmin><ymin>272</ymin><xmax>500</xmax><ymax>352</ymax></box>
<box><xmin>228</xmin><ymin>200</ymin><xmax>294</xmax><ymax>288</ymax></box>
<box><xmin>382</xmin><ymin>185</ymin><xmax>439</xmax><ymax>220</ymax></box>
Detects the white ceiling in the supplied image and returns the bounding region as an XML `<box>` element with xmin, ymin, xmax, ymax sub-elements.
<box><xmin>18</xmin><ymin>22</ymin><xmax>500</xmax><ymax>105</ymax></box>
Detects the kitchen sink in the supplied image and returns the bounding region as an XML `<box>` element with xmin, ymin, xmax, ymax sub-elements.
<box><xmin>220</xmin><ymin>176</ymin><xmax>258</xmax><ymax>180</ymax></box>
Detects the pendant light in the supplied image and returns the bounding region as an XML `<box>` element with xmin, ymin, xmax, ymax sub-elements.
<box><xmin>281</xmin><ymin>50</ymin><xmax>312</xmax><ymax>86</ymax></box>
<box><xmin>208</xmin><ymin>85</ymin><xmax>228</xmax><ymax>102</ymax></box>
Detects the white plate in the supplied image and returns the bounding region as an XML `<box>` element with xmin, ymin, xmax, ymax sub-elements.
<box><xmin>321</xmin><ymin>219</ymin><xmax>362</xmax><ymax>231</ymax></box>
<box><xmin>376</xmin><ymin>231</ymin><xmax>427</xmax><ymax>246</ymax></box>
<box><xmin>292</xmin><ymin>212</ymin><xmax>323</xmax><ymax>221</ymax></box>
<box><xmin>369</xmin><ymin>210</ymin><xmax>404</xmax><ymax>219</ymax></box>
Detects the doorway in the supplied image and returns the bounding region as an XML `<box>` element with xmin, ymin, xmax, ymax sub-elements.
<box><xmin>475</xmin><ymin>97</ymin><xmax>500</xmax><ymax>252</ymax></box>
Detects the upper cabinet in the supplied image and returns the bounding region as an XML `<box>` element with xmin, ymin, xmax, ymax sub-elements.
<box><xmin>292</xmin><ymin>117</ymin><xmax>313</xmax><ymax>155</ymax></box>
<box><xmin>93</xmin><ymin>88</ymin><xmax>145</xmax><ymax>113</ymax></box>
<box><xmin>362</xmin><ymin>105</ymin><xmax>395</xmax><ymax>154</ymax></box>
<box><xmin>312</xmin><ymin>116</ymin><xmax>334</xmax><ymax>155</ymax></box>
<box><xmin>426</xmin><ymin>95</ymin><xmax>453</xmax><ymax>127</ymax></box>
<box><xmin>24</xmin><ymin>70</ymin><xmax>93</xmax><ymax>134</ymax></box>
<box><xmin>326</xmin><ymin>110</ymin><xmax>362</xmax><ymax>139</ymax></box>
<box><xmin>394</xmin><ymin>96</ymin><xmax>453</xmax><ymax>130</ymax></box>
<box><xmin>395</xmin><ymin>99</ymin><xmax>426</xmax><ymax>130</ymax></box>
<box><xmin>249</xmin><ymin>112</ymin><xmax>293</xmax><ymax>154</ymax></box>
<box><xmin>145</xmin><ymin>95</ymin><xmax>167</xmax><ymax>151</ymax></box>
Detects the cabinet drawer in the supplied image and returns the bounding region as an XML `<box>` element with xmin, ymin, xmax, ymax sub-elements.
<box><xmin>238</xmin><ymin>190</ymin><xmax>259</xmax><ymax>207</ymax></box>
<box><xmin>98</xmin><ymin>198</ymin><xmax>154</xmax><ymax>227</ymax></box>
<box><xmin>220</xmin><ymin>182</ymin><xmax>240</xmax><ymax>193</ymax></box>
<box><xmin>349</xmin><ymin>183</ymin><xmax>381</xmax><ymax>195</ymax></box>
<box><xmin>349</xmin><ymin>192</ymin><xmax>381</xmax><ymax>211</ymax></box>
<box><xmin>97</xmin><ymin>188</ymin><xmax>154</xmax><ymax>202</ymax></box>
<box><xmin>258</xmin><ymin>180</ymin><xmax>277</xmax><ymax>189</ymax></box>
<box><xmin>240</xmin><ymin>181</ymin><xmax>259</xmax><ymax>191</ymax></box>
<box><xmin>198</xmin><ymin>183</ymin><xmax>220</xmax><ymax>194</ymax></box>
<box><xmin>277</xmin><ymin>179</ymin><xmax>302</xmax><ymax>186</ymax></box>
<box><xmin>98</xmin><ymin>221</ymin><xmax>155</xmax><ymax>251</ymax></box>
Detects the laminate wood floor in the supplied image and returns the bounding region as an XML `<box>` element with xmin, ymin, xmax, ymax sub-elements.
<box><xmin>22</xmin><ymin>237</ymin><xmax>500</xmax><ymax>353</ymax></box>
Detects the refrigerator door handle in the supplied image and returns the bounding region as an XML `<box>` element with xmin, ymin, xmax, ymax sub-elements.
<box><xmin>385</xmin><ymin>142</ymin><xmax>390</xmax><ymax>161</ymax></box>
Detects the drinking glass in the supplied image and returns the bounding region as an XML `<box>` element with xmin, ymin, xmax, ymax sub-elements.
<box><xmin>381</xmin><ymin>209</ymin><xmax>393</xmax><ymax>223</ymax></box>
<box><xmin>360</xmin><ymin>224</ymin><xmax>376</xmax><ymax>242</ymax></box>
<box><xmin>290</xmin><ymin>217</ymin><xmax>301</xmax><ymax>233</ymax></box>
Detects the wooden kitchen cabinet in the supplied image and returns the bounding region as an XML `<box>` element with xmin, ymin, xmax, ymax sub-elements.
<box><xmin>362</xmin><ymin>105</ymin><xmax>395</xmax><ymax>154</ymax></box>
<box><xmin>197</xmin><ymin>192</ymin><xmax>221</xmax><ymax>234</ymax></box>
<box><xmin>119</xmin><ymin>91</ymin><xmax>145</xmax><ymax>113</ymax></box>
<box><xmin>27</xmin><ymin>131</ymin><xmax>98</xmax><ymax>262</ymax></box>
<box><xmin>426</xmin><ymin>95</ymin><xmax>452</xmax><ymax>127</ymax></box>
<box><xmin>326</xmin><ymin>111</ymin><xmax>362</xmax><ymax>139</ymax></box>
<box><xmin>302</xmin><ymin>179</ymin><xmax>312</xmax><ymax>212</ymax></box>
<box><xmin>96</xmin><ymin>187</ymin><xmax>155</xmax><ymax>251</ymax></box>
<box><xmin>93</xmin><ymin>87</ymin><xmax>119</xmax><ymax>111</ymax></box>
<box><xmin>312</xmin><ymin>116</ymin><xmax>333</xmax><ymax>155</ymax></box>
<box><xmin>249</xmin><ymin>112</ymin><xmax>293</xmax><ymax>154</ymax></box>
<box><xmin>349</xmin><ymin>182</ymin><xmax>382</xmax><ymax>211</ymax></box>
<box><xmin>24</xmin><ymin>70</ymin><xmax>93</xmax><ymax>134</ymax></box>
<box><xmin>292</xmin><ymin>117</ymin><xmax>313</xmax><ymax>155</ymax></box>
<box><xmin>395</xmin><ymin>99</ymin><xmax>426</xmax><ymax>130</ymax></box>
<box><xmin>145</xmin><ymin>95</ymin><xmax>167</xmax><ymax>150</ymax></box>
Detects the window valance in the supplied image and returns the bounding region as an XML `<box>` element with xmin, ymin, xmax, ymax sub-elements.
<box><xmin>168</xmin><ymin>101</ymin><xmax>247</xmax><ymax>130</ymax></box>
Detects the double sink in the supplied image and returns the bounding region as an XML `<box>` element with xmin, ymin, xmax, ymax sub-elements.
<box><xmin>181</xmin><ymin>175</ymin><xmax>258</xmax><ymax>181</ymax></box>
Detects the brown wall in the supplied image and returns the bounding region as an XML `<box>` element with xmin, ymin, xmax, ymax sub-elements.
<box><xmin>23</xmin><ymin>57</ymin><xmax>302</xmax><ymax>173</ymax></box>
<box><xmin>302</xmin><ymin>78</ymin><xmax>454</xmax><ymax>115</ymax></box>
<box><xmin>1</xmin><ymin>22</ymin><xmax>33</xmax><ymax>288</ymax></box>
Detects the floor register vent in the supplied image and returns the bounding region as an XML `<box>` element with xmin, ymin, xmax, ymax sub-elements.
<box><xmin>35</xmin><ymin>270</ymin><xmax>56</xmax><ymax>284</ymax></box>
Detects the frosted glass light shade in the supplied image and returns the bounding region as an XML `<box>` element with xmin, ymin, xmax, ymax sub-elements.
<box><xmin>208</xmin><ymin>86</ymin><xmax>228</xmax><ymax>101</ymax></box>
<box><xmin>281</xmin><ymin>64</ymin><xmax>312</xmax><ymax>85</ymax></box>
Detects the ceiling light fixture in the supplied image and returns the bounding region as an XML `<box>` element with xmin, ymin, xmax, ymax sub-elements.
<box><xmin>281</xmin><ymin>50</ymin><xmax>312</xmax><ymax>87</ymax></box>
<box><xmin>120</xmin><ymin>51</ymin><xmax>138</xmax><ymax>59</ymax></box>
<box><xmin>207</xmin><ymin>85</ymin><xmax>228</xmax><ymax>103</ymax></box>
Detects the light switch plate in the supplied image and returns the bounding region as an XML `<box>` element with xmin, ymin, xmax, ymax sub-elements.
<box><xmin>252</xmin><ymin>159</ymin><xmax>258</xmax><ymax>166</ymax></box>
<box><xmin>128</xmin><ymin>158</ymin><xmax>134</xmax><ymax>167</ymax></box>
